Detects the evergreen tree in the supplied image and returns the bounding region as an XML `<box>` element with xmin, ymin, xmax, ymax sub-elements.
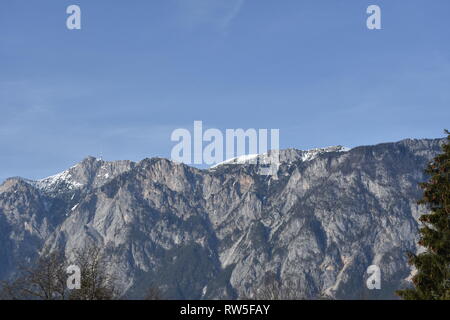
<box><xmin>397</xmin><ymin>130</ymin><xmax>450</xmax><ymax>300</ymax></box>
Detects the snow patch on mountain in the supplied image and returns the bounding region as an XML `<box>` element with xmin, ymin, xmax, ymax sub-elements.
<box><xmin>300</xmin><ymin>146</ymin><xmax>350</xmax><ymax>162</ymax></box>
<box><xmin>210</xmin><ymin>146</ymin><xmax>350</xmax><ymax>169</ymax></box>
<box><xmin>34</xmin><ymin>170</ymin><xmax>84</xmax><ymax>192</ymax></box>
<box><xmin>211</xmin><ymin>154</ymin><xmax>260</xmax><ymax>168</ymax></box>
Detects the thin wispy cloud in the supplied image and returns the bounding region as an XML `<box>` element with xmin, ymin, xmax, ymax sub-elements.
<box><xmin>176</xmin><ymin>0</ymin><xmax>245</xmax><ymax>32</ymax></box>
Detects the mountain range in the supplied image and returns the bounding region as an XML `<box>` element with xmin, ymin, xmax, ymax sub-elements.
<box><xmin>0</xmin><ymin>138</ymin><xmax>444</xmax><ymax>299</ymax></box>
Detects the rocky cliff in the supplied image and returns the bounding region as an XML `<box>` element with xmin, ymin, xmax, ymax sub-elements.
<box><xmin>0</xmin><ymin>138</ymin><xmax>444</xmax><ymax>299</ymax></box>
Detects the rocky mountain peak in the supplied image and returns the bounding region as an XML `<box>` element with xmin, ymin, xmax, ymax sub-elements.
<box><xmin>0</xmin><ymin>138</ymin><xmax>446</xmax><ymax>299</ymax></box>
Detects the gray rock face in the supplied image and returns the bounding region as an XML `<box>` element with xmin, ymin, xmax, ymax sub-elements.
<box><xmin>0</xmin><ymin>139</ymin><xmax>444</xmax><ymax>299</ymax></box>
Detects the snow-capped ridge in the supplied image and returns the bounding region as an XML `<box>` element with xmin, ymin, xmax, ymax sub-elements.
<box><xmin>34</xmin><ymin>169</ymin><xmax>84</xmax><ymax>192</ymax></box>
<box><xmin>22</xmin><ymin>156</ymin><xmax>102</xmax><ymax>193</ymax></box>
<box><xmin>210</xmin><ymin>146</ymin><xmax>350</xmax><ymax>168</ymax></box>
<box><xmin>300</xmin><ymin>145</ymin><xmax>350</xmax><ymax>162</ymax></box>
<box><xmin>211</xmin><ymin>154</ymin><xmax>260</xmax><ymax>168</ymax></box>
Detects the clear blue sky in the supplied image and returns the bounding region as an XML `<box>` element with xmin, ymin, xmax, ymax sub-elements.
<box><xmin>1</xmin><ymin>0</ymin><xmax>449</xmax><ymax>181</ymax></box>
